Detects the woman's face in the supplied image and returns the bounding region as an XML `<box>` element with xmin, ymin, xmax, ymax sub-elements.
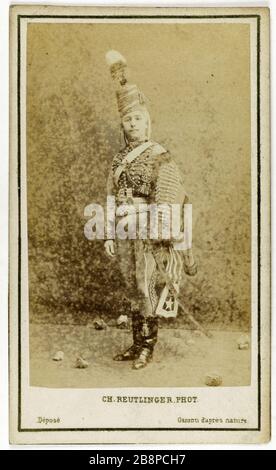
<box><xmin>121</xmin><ymin>110</ymin><xmax>148</xmax><ymax>143</ymax></box>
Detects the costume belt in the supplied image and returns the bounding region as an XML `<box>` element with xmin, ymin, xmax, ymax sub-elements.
<box><xmin>116</xmin><ymin>190</ymin><xmax>148</xmax><ymax>221</ymax></box>
<box><xmin>131</xmin><ymin>197</ymin><xmax>148</xmax><ymax>205</ymax></box>
<box><xmin>116</xmin><ymin>188</ymin><xmax>148</xmax><ymax>206</ymax></box>
<box><xmin>116</xmin><ymin>198</ymin><xmax>148</xmax><ymax>212</ymax></box>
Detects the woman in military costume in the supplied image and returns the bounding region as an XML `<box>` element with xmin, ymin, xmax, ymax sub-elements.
<box><xmin>104</xmin><ymin>51</ymin><xmax>197</xmax><ymax>370</ymax></box>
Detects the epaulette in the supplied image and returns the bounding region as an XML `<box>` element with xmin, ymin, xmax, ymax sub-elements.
<box><xmin>150</xmin><ymin>142</ymin><xmax>167</xmax><ymax>156</ymax></box>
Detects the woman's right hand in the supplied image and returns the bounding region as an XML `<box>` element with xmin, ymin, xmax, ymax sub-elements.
<box><xmin>104</xmin><ymin>240</ymin><xmax>116</xmax><ymax>258</ymax></box>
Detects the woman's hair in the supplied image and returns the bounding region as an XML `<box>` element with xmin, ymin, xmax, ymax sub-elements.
<box><xmin>120</xmin><ymin>108</ymin><xmax>152</xmax><ymax>147</ymax></box>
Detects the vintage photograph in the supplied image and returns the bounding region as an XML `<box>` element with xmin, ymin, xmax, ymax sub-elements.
<box><xmin>9</xmin><ymin>5</ymin><xmax>270</xmax><ymax>444</ymax></box>
<box><xmin>27</xmin><ymin>19</ymin><xmax>253</xmax><ymax>389</ymax></box>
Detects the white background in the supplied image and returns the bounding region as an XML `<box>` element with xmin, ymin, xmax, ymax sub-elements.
<box><xmin>0</xmin><ymin>0</ymin><xmax>274</xmax><ymax>450</ymax></box>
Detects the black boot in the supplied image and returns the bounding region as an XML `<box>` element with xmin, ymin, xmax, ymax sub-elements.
<box><xmin>132</xmin><ymin>317</ymin><xmax>158</xmax><ymax>370</ymax></box>
<box><xmin>113</xmin><ymin>311</ymin><xmax>143</xmax><ymax>361</ymax></box>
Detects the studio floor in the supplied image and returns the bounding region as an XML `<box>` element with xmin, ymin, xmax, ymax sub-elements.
<box><xmin>29</xmin><ymin>323</ymin><xmax>251</xmax><ymax>388</ymax></box>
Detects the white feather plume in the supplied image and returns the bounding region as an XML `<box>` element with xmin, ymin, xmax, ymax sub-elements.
<box><xmin>105</xmin><ymin>50</ymin><xmax>127</xmax><ymax>68</ymax></box>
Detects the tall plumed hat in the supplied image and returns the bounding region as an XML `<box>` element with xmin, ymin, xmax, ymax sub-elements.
<box><xmin>105</xmin><ymin>50</ymin><xmax>148</xmax><ymax>118</ymax></box>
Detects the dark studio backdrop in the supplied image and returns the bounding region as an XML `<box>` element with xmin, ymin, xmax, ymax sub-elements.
<box><xmin>27</xmin><ymin>22</ymin><xmax>251</xmax><ymax>329</ymax></box>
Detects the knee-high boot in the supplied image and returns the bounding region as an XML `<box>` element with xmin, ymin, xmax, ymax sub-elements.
<box><xmin>132</xmin><ymin>316</ymin><xmax>159</xmax><ymax>370</ymax></box>
<box><xmin>113</xmin><ymin>310</ymin><xmax>144</xmax><ymax>361</ymax></box>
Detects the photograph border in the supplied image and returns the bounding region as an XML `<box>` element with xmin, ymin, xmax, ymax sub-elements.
<box><xmin>14</xmin><ymin>11</ymin><xmax>262</xmax><ymax>434</ymax></box>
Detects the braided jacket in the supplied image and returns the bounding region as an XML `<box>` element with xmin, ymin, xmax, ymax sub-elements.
<box><xmin>106</xmin><ymin>140</ymin><xmax>189</xmax><ymax>245</ymax></box>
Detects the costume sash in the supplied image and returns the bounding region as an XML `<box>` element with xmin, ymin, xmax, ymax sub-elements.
<box><xmin>114</xmin><ymin>140</ymin><xmax>159</xmax><ymax>185</ymax></box>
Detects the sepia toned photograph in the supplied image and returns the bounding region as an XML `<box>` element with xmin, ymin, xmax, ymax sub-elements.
<box><xmin>9</xmin><ymin>5</ymin><xmax>270</xmax><ymax>444</ymax></box>
<box><xmin>28</xmin><ymin>16</ymin><xmax>252</xmax><ymax>389</ymax></box>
